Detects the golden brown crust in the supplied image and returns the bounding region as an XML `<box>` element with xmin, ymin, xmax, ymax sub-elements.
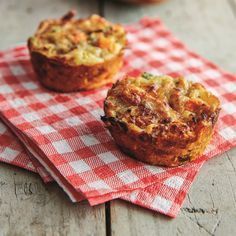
<box><xmin>102</xmin><ymin>73</ymin><xmax>220</xmax><ymax>167</ymax></box>
<box><xmin>28</xmin><ymin>50</ymin><xmax>123</xmax><ymax>92</ymax></box>
<box><xmin>28</xmin><ymin>12</ymin><xmax>126</xmax><ymax>92</ymax></box>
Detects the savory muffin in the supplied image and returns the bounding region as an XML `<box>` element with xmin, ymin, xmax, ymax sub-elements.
<box><xmin>28</xmin><ymin>11</ymin><xmax>126</xmax><ymax>92</ymax></box>
<box><xmin>102</xmin><ymin>73</ymin><xmax>220</xmax><ymax>167</ymax></box>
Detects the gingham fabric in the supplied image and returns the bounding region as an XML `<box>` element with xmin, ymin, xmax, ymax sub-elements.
<box><xmin>0</xmin><ymin>121</ymin><xmax>36</xmax><ymax>172</ymax></box>
<box><xmin>0</xmin><ymin>118</ymin><xmax>204</xmax><ymax>217</ymax></box>
<box><xmin>0</xmin><ymin>119</ymin><xmax>53</xmax><ymax>182</ymax></box>
<box><xmin>0</xmin><ymin>18</ymin><xmax>235</xmax><ymax>217</ymax></box>
<box><xmin>26</xmin><ymin>149</ymin><xmax>53</xmax><ymax>183</ymax></box>
<box><xmin>0</xmin><ymin>118</ymin><xmax>204</xmax><ymax>216</ymax></box>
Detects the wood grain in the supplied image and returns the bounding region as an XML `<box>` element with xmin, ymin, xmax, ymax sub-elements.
<box><xmin>0</xmin><ymin>1</ymin><xmax>106</xmax><ymax>236</ymax></box>
<box><xmin>0</xmin><ymin>163</ymin><xmax>105</xmax><ymax>236</ymax></box>
<box><xmin>104</xmin><ymin>0</ymin><xmax>236</xmax><ymax>235</ymax></box>
<box><xmin>0</xmin><ymin>0</ymin><xmax>99</xmax><ymax>50</ymax></box>
<box><xmin>109</xmin><ymin>149</ymin><xmax>236</xmax><ymax>236</ymax></box>
<box><xmin>105</xmin><ymin>0</ymin><xmax>236</xmax><ymax>73</ymax></box>
<box><xmin>228</xmin><ymin>0</ymin><xmax>236</xmax><ymax>18</ymax></box>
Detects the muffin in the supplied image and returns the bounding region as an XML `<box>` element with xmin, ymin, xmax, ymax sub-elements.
<box><xmin>102</xmin><ymin>73</ymin><xmax>220</xmax><ymax>167</ymax></box>
<box><xmin>28</xmin><ymin>11</ymin><xmax>126</xmax><ymax>92</ymax></box>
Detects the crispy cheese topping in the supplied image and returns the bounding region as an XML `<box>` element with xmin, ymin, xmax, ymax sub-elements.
<box><xmin>104</xmin><ymin>73</ymin><xmax>220</xmax><ymax>141</ymax></box>
<box><xmin>28</xmin><ymin>13</ymin><xmax>126</xmax><ymax>66</ymax></box>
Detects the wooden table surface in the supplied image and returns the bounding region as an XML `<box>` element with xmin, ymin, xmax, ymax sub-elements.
<box><xmin>0</xmin><ymin>0</ymin><xmax>236</xmax><ymax>235</ymax></box>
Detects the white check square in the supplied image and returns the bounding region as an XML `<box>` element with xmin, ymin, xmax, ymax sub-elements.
<box><xmin>187</xmin><ymin>58</ymin><xmax>203</xmax><ymax>67</ymax></box>
<box><xmin>132</xmin><ymin>58</ymin><xmax>145</xmax><ymax>69</ymax></box>
<box><xmin>149</xmin><ymin>51</ymin><xmax>167</xmax><ymax>60</ymax></box>
<box><xmin>151</xmin><ymin>196</ymin><xmax>172</xmax><ymax>214</ymax></box>
<box><xmin>129</xmin><ymin>190</ymin><xmax>139</xmax><ymax>202</ymax></box>
<box><xmin>0</xmin><ymin>147</ymin><xmax>19</xmax><ymax>161</ymax></box>
<box><xmin>65</xmin><ymin>116</ymin><xmax>82</xmax><ymax>126</ymax></box>
<box><xmin>10</xmin><ymin>65</ymin><xmax>25</xmax><ymax>76</ymax></box>
<box><xmin>69</xmin><ymin>160</ymin><xmax>90</xmax><ymax>173</ymax></box>
<box><xmin>118</xmin><ymin>170</ymin><xmax>138</xmax><ymax>184</ymax></box>
<box><xmin>9</xmin><ymin>98</ymin><xmax>26</xmax><ymax>108</ymax></box>
<box><xmin>35</xmin><ymin>93</ymin><xmax>52</xmax><ymax>102</ymax></box>
<box><xmin>91</xmin><ymin>108</ymin><xmax>103</xmax><ymax>120</ymax></box>
<box><xmin>142</xmin><ymin>28</ymin><xmax>155</xmax><ymax>38</ymax></box>
<box><xmin>154</xmin><ymin>38</ymin><xmax>170</xmax><ymax>48</ymax></box>
<box><xmin>223</xmin><ymin>82</ymin><xmax>236</xmax><ymax>93</ymax></box>
<box><xmin>222</xmin><ymin>102</ymin><xmax>236</xmax><ymax>114</ymax></box>
<box><xmin>204</xmin><ymin>144</ymin><xmax>215</xmax><ymax>153</ymax></box>
<box><xmin>170</xmin><ymin>49</ymin><xmax>186</xmax><ymax>57</ymax></box>
<box><xmin>145</xmin><ymin>165</ymin><xmax>164</xmax><ymax>175</ymax></box>
<box><xmin>134</xmin><ymin>42</ymin><xmax>151</xmax><ymax>51</ymax></box>
<box><xmin>76</xmin><ymin>97</ymin><xmax>93</xmax><ymax>105</ymax></box>
<box><xmin>219</xmin><ymin>127</ymin><xmax>236</xmax><ymax>140</ymax></box>
<box><xmin>52</xmin><ymin>140</ymin><xmax>72</xmax><ymax>154</ymax></box>
<box><xmin>22</xmin><ymin>112</ymin><xmax>40</xmax><ymax>122</ymax></box>
<box><xmin>204</xmin><ymin>69</ymin><xmax>221</xmax><ymax>78</ymax></box>
<box><xmin>167</xmin><ymin>62</ymin><xmax>182</xmax><ymax>71</ymax></box>
<box><xmin>49</xmin><ymin>104</ymin><xmax>67</xmax><ymax>114</ymax></box>
<box><xmin>99</xmin><ymin>152</ymin><xmax>118</xmax><ymax>164</ymax></box>
<box><xmin>0</xmin><ymin>85</ymin><xmax>13</xmax><ymax>94</ymax></box>
<box><xmin>186</xmin><ymin>74</ymin><xmax>199</xmax><ymax>83</ymax></box>
<box><xmin>22</xmin><ymin>82</ymin><xmax>38</xmax><ymax>90</ymax></box>
<box><xmin>88</xmin><ymin>180</ymin><xmax>110</xmax><ymax>190</ymax></box>
<box><xmin>164</xmin><ymin>176</ymin><xmax>184</xmax><ymax>190</ymax></box>
<box><xmin>80</xmin><ymin>134</ymin><xmax>99</xmax><ymax>146</ymax></box>
<box><xmin>36</xmin><ymin>125</ymin><xmax>56</xmax><ymax>134</ymax></box>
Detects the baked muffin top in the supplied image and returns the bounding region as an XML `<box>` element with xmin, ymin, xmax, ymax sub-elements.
<box><xmin>28</xmin><ymin>11</ymin><xmax>126</xmax><ymax>66</ymax></box>
<box><xmin>104</xmin><ymin>73</ymin><xmax>220</xmax><ymax>146</ymax></box>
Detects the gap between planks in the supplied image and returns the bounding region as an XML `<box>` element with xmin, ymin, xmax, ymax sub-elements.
<box><xmin>98</xmin><ymin>2</ymin><xmax>112</xmax><ymax>235</ymax></box>
<box><xmin>227</xmin><ymin>0</ymin><xmax>236</xmax><ymax>18</ymax></box>
<box><xmin>99</xmin><ymin>0</ymin><xmax>105</xmax><ymax>16</ymax></box>
<box><xmin>106</xmin><ymin>202</ymin><xmax>112</xmax><ymax>236</ymax></box>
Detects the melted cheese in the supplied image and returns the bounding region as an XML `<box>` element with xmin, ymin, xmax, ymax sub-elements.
<box><xmin>29</xmin><ymin>15</ymin><xmax>126</xmax><ymax>66</ymax></box>
<box><xmin>105</xmin><ymin>73</ymin><xmax>220</xmax><ymax>134</ymax></box>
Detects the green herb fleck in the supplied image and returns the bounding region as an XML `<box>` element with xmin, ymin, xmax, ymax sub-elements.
<box><xmin>142</xmin><ymin>72</ymin><xmax>154</xmax><ymax>80</ymax></box>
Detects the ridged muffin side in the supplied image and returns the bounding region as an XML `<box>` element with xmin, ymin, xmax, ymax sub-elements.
<box><xmin>28</xmin><ymin>11</ymin><xmax>126</xmax><ymax>92</ymax></box>
<box><xmin>102</xmin><ymin>73</ymin><xmax>220</xmax><ymax>167</ymax></box>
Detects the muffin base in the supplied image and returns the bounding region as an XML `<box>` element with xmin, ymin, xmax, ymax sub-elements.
<box><xmin>29</xmin><ymin>51</ymin><xmax>123</xmax><ymax>92</ymax></box>
<box><xmin>104</xmin><ymin>121</ymin><xmax>216</xmax><ymax>167</ymax></box>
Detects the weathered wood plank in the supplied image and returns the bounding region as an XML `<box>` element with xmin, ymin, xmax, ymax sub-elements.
<box><xmin>105</xmin><ymin>0</ymin><xmax>236</xmax><ymax>235</ymax></box>
<box><xmin>0</xmin><ymin>163</ymin><xmax>106</xmax><ymax>236</ymax></box>
<box><xmin>105</xmin><ymin>0</ymin><xmax>236</xmax><ymax>72</ymax></box>
<box><xmin>0</xmin><ymin>1</ymin><xmax>106</xmax><ymax>235</ymax></box>
<box><xmin>109</xmin><ymin>149</ymin><xmax>236</xmax><ymax>236</ymax></box>
<box><xmin>0</xmin><ymin>0</ymin><xmax>99</xmax><ymax>49</ymax></box>
<box><xmin>228</xmin><ymin>0</ymin><xmax>236</xmax><ymax>18</ymax></box>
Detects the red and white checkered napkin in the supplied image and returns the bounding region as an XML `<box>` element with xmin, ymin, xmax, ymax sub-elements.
<box><xmin>0</xmin><ymin>118</ymin><xmax>205</xmax><ymax>217</ymax></box>
<box><xmin>0</xmin><ymin>120</ymin><xmax>54</xmax><ymax>182</ymax></box>
<box><xmin>0</xmin><ymin>121</ymin><xmax>35</xmax><ymax>172</ymax></box>
<box><xmin>0</xmin><ymin>18</ymin><xmax>235</xmax><ymax>217</ymax></box>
